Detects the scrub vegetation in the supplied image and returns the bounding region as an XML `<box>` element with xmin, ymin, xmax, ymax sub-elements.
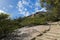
<box><xmin>0</xmin><ymin>0</ymin><xmax>60</xmax><ymax>39</ymax></box>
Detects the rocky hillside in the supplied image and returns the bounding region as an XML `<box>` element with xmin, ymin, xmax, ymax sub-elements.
<box><xmin>35</xmin><ymin>22</ymin><xmax>60</xmax><ymax>40</ymax></box>
<box><xmin>1</xmin><ymin>22</ymin><xmax>60</xmax><ymax>40</ymax></box>
<box><xmin>1</xmin><ymin>25</ymin><xmax>50</xmax><ymax>40</ymax></box>
<box><xmin>28</xmin><ymin>11</ymin><xmax>46</xmax><ymax>18</ymax></box>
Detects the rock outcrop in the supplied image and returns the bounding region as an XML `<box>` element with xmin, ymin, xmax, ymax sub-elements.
<box><xmin>1</xmin><ymin>25</ymin><xmax>50</xmax><ymax>40</ymax></box>
<box><xmin>35</xmin><ymin>22</ymin><xmax>60</xmax><ymax>40</ymax></box>
<box><xmin>1</xmin><ymin>22</ymin><xmax>60</xmax><ymax>40</ymax></box>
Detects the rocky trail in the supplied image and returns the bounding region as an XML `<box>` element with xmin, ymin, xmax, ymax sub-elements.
<box><xmin>1</xmin><ymin>22</ymin><xmax>60</xmax><ymax>40</ymax></box>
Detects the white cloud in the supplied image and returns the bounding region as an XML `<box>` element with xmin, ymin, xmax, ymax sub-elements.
<box><xmin>25</xmin><ymin>8</ymin><xmax>27</xmax><ymax>11</ymax></box>
<box><xmin>17</xmin><ymin>0</ymin><xmax>30</xmax><ymax>16</ymax></box>
<box><xmin>0</xmin><ymin>10</ymin><xmax>13</xmax><ymax>18</ymax></box>
<box><xmin>34</xmin><ymin>0</ymin><xmax>47</xmax><ymax>12</ymax></box>
<box><xmin>2</xmin><ymin>7</ymin><xmax>8</xmax><ymax>11</ymax></box>
<box><xmin>0</xmin><ymin>10</ymin><xmax>6</xmax><ymax>13</ymax></box>
<box><xmin>17</xmin><ymin>0</ymin><xmax>44</xmax><ymax>16</ymax></box>
<box><xmin>35</xmin><ymin>1</ymin><xmax>40</xmax><ymax>6</ymax></box>
<box><xmin>22</xmin><ymin>0</ymin><xmax>29</xmax><ymax>5</ymax></box>
<box><xmin>17</xmin><ymin>1</ymin><xmax>23</xmax><ymax>8</ymax></box>
<box><xmin>40</xmin><ymin>7</ymin><xmax>47</xmax><ymax>12</ymax></box>
<box><xmin>34</xmin><ymin>0</ymin><xmax>41</xmax><ymax>12</ymax></box>
<box><xmin>0</xmin><ymin>10</ymin><xmax>11</xmax><ymax>15</ymax></box>
<box><xmin>25</xmin><ymin>11</ymin><xmax>30</xmax><ymax>16</ymax></box>
<box><xmin>35</xmin><ymin>7</ymin><xmax>47</xmax><ymax>12</ymax></box>
<box><xmin>3</xmin><ymin>7</ymin><xmax>6</xmax><ymax>10</ymax></box>
<box><xmin>9</xmin><ymin>5</ymin><xmax>13</xmax><ymax>8</ymax></box>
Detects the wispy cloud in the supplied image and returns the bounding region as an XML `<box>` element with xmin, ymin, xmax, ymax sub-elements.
<box><xmin>40</xmin><ymin>7</ymin><xmax>47</xmax><ymax>12</ymax></box>
<box><xmin>17</xmin><ymin>0</ymin><xmax>41</xmax><ymax>16</ymax></box>
<box><xmin>17</xmin><ymin>0</ymin><xmax>30</xmax><ymax>16</ymax></box>
<box><xmin>0</xmin><ymin>0</ymin><xmax>47</xmax><ymax>18</ymax></box>
<box><xmin>2</xmin><ymin>7</ymin><xmax>8</xmax><ymax>11</ymax></box>
<box><xmin>22</xmin><ymin>0</ymin><xmax>29</xmax><ymax>5</ymax></box>
<box><xmin>3</xmin><ymin>7</ymin><xmax>6</xmax><ymax>10</ymax></box>
<box><xmin>9</xmin><ymin>5</ymin><xmax>13</xmax><ymax>8</ymax></box>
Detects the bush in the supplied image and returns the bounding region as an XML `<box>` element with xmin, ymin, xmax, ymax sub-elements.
<box><xmin>20</xmin><ymin>14</ymin><xmax>47</xmax><ymax>27</ymax></box>
<box><xmin>0</xmin><ymin>13</ymin><xmax>20</xmax><ymax>38</ymax></box>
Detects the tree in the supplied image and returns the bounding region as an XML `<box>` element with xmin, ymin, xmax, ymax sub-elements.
<box><xmin>0</xmin><ymin>13</ymin><xmax>9</xmax><ymax>20</ymax></box>
<box><xmin>41</xmin><ymin>0</ymin><xmax>60</xmax><ymax>21</ymax></box>
<box><xmin>0</xmin><ymin>13</ymin><xmax>18</xmax><ymax>38</ymax></box>
<box><xmin>0</xmin><ymin>13</ymin><xmax>10</xmax><ymax>38</ymax></box>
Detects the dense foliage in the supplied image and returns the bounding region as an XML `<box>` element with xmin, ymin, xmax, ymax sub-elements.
<box><xmin>0</xmin><ymin>13</ymin><xmax>21</xmax><ymax>38</ymax></box>
<box><xmin>0</xmin><ymin>12</ymin><xmax>48</xmax><ymax>38</ymax></box>
<box><xmin>20</xmin><ymin>13</ymin><xmax>48</xmax><ymax>27</ymax></box>
<box><xmin>41</xmin><ymin>0</ymin><xmax>60</xmax><ymax>21</ymax></box>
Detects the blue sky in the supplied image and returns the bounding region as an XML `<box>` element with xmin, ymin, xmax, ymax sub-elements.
<box><xmin>0</xmin><ymin>0</ymin><xmax>47</xmax><ymax>18</ymax></box>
